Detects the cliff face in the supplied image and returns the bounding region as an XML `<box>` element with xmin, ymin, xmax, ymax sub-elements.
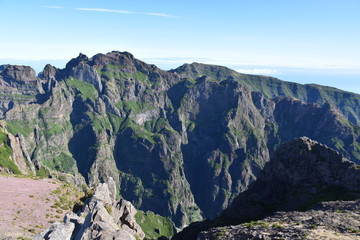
<box><xmin>174</xmin><ymin>137</ymin><xmax>360</xmax><ymax>240</ymax></box>
<box><xmin>1</xmin><ymin>51</ymin><xmax>360</xmax><ymax>228</ymax></box>
<box><xmin>224</xmin><ymin>137</ymin><xmax>360</xmax><ymax>222</ymax></box>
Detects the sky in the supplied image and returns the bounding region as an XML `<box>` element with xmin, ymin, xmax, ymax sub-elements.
<box><xmin>0</xmin><ymin>0</ymin><xmax>360</xmax><ymax>93</ymax></box>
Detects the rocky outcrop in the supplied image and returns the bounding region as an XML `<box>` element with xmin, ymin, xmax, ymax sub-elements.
<box><xmin>198</xmin><ymin>200</ymin><xmax>360</xmax><ymax>240</ymax></box>
<box><xmin>1</xmin><ymin>65</ymin><xmax>36</xmax><ymax>83</ymax></box>
<box><xmin>70</xmin><ymin>62</ymin><xmax>102</xmax><ymax>92</ymax></box>
<box><xmin>36</xmin><ymin>178</ymin><xmax>145</xmax><ymax>240</ymax></box>
<box><xmin>173</xmin><ymin>137</ymin><xmax>360</xmax><ymax>239</ymax></box>
<box><xmin>224</xmin><ymin>137</ymin><xmax>360</xmax><ymax>222</ymax></box>
<box><xmin>39</xmin><ymin>64</ymin><xmax>58</xmax><ymax>81</ymax></box>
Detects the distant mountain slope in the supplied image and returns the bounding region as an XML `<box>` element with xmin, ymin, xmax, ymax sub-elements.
<box><xmin>0</xmin><ymin>51</ymin><xmax>359</xmax><ymax>228</ymax></box>
<box><xmin>172</xmin><ymin>62</ymin><xmax>360</xmax><ymax>125</ymax></box>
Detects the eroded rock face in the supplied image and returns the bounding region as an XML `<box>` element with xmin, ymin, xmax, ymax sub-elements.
<box><xmin>36</xmin><ymin>178</ymin><xmax>145</xmax><ymax>240</ymax></box>
<box><xmin>40</xmin><ymin>64</ymin><xmax>58</xmax><ymax>81</ymax></box>
<box><xmin>1</xmin><ymin>65</ymin><xmax>36</xmax><ymax>82</ymax></box>
<box><xmin>70</xmin><ymin>62</ymin><xmax>102</xmax><ymax>92</ymax></box>
<box><xmin>174</xmin><ymin>137</ymin><xmax>360</xmax><ymax>240</ymax></box>
<box><xmin>224</xmin><ymin>137</ymin><xmax>360</xmax><ymax>222</ymax></box>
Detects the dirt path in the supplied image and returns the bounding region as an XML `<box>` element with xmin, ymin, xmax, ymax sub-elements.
<box><xmin>0</xmin><ymin>175</ymin><xmax>66</xmax><ymax>239</ymax></box>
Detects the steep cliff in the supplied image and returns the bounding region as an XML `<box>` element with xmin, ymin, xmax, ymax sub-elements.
<box><xmin>1</xmin><ymin>51</ymin><xmax>360</xmax><ymax>228</ymax></box>
<box><xmin>174</xmin><ymin>137</ymin><xmax>360</xmax><ymax>239</ymax></box>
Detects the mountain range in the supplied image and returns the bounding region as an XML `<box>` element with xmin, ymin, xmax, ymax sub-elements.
<box><xmin>0</xmin><ymin>51</ymin><xmax>360</xmax><ymax>231</ymax></box>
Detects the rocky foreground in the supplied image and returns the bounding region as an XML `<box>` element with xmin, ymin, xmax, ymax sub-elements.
<box><xmin>36</xmin><ymin>178</ymin><xmax>145</xmax><ymax>240</ymax></box>
<box><xmin>174</xmin><ymin>137</ymin><xmax>360</xmax><ymax>239</ymax></box>
<box><xmin>198</xmin><ymin>200</ymin><xmax>360</xmax><ymax>240</ymax></box>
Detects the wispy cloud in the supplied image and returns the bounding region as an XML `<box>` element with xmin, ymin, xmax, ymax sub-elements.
<box><xmin>76</xmin><ymin>8</ymin><xmax>177</xmax><ymax>18</ymax></box>
<box><xmin>77</xmin><ymin>8</ymin><xmax>133</xmax><ymax>14</ymax></box>
<box><xmin>42</xmin><ymin>6</ymin><xmax>64</xmax><ymax>9</ymax></box>
<box><xmin>145</xmin><ymin>12</ymin><xmax>174</xmax><ymax>18</ymax></box>
<box><xmin>236</xmin><ymin>68</ymin><xmax>280</xmax><ymax>75</ymax></box>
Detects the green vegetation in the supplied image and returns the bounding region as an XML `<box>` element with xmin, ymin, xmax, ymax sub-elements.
<box><xmin>43</xmin><ymin>152</ymin><xmax>75</xmax><ymax>173</ymax></box>
<box><xmin>135</xmin><ymin>210</ymin><xmax>174</xmax><ymax>239</ymax></box>
<box><xmin>5</xmin><ymin>120</ymin><xmax>33</xmax><ymax>137</ymax></box>
<box><xmin>98</xmin><ymin>64</ymin><xmax>148</xmax><ymax>83</ymax></box>
<box><xmin>116</xmin><ymin>100</ymin><xmax>155</xmax><ymax>114</ymax></box>
<box><xmin>105</xmin><ymin>204</ymin><xmax>112</xmax><ymax>215</ymax></box>
<box><xmin>35</xmin><ymin>166</ymin><xmax>49</xmax><ymax>178</ymax></box>
<box><xmin>50</xmin><ymin>183</ymin><xmax>85</xmax><ymax>211</ymax></box>
<box><xmin>272</xmin><ymin>223</ymin><xmax>284</xmax><ymax>229</ymax></box>
<box><xmin>347</xmin><ymin>228</ymin><xmax>360</xmax><ymax>233</ymax></box>
<box><xmin>66</xmin><ymin>77</ymin><xmax>98</xmax><ymax>101</ymax></box>
<box><xmin>0</xmin><ymin>128</ymin><xmax>21</xmax><ymax>174</ymax></box>
<box><xmin>121</xmin><ymin>70</ymin><xmax>148</xmax><ymax>82</ymax></box>
<box><xmin>44</xmin><ymin>124</ymin><xmax>63</xmax><ymax>138</ymax></box>
<box><xmin>309</xmin><ymin>224</ymin><xmax>318</xmax><ymax>229</ymax></box>
<box><xmin>120</xmin><ymin>172</ymin><xmax>145</xmax><ymax>207</ymax></box>
<box><xmin>108</xmin><ymin>113</ymin><xmax>124</xmax><ymax>134</ymax></box>
<box><xmin>86</xmin><ymin>112</ymin><xmax>112</xmax><ymax>133</ymax></box>
<box><xmin>121</xmin><ymin>118</ymin><xmax>156</xmax><ymax>145</ymax></box>
<box><xmin>241</xmin><ymin>220</ymin><xmax>270</xmax><ymax>229</ymax></box>
<box><xmin>73</xmin><ymin>187</ymin><xmax>95</xmax><ymax>213</ymax></box>
<box><xmin>144</xmin><ymin>118</ymin><xmax>175</xmax><ymax>134</ymax></box>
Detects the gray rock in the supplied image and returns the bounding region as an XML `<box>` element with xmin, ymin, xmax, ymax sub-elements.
<box><xmin>174</xmin><ymin>137</ymin><xmax>360</xmax><ymax>240</ymax></box>
<box><xmin>36</xmin><ymin>178</ymin><xmax>145</xmax><ymax>240</ymax></box>
<box><xmin>198</xmin><ymin>200</ymin><xmax>360</xmax><ymax>240</ymax></box>
<box><xmin>2</xmin><ymin>65</ymin><xmax>36</xmax><ymax>82</ymax></box>
<box><xmin>35</xmin><ymin>222</ymin><xmax>75</xmax><ymax>240</ymax></box>
<box><xmin>224</xmin><ymin>137</ymin><xmax>360</xmax><ymax>222</ymax></box>
<box><xmin>70</xmin><ymin>62</ymin><xmax>102</xmax><ymax>92</ymax></box>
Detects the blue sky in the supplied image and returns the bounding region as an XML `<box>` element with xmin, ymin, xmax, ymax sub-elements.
<box><xmin>1</xmin><ymin>0</ymin><xmax>360</xmax><ymax>93</ymax></box>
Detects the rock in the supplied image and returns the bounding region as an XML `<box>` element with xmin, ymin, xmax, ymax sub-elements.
<box><xmin>70</xmin><ymin>62</ymin><xmax>102</xmax><ymax>92</ymax></box>
<box><xmin>36</xmin><ymin>178</ymin><xmax>145</xmax><ymax>240</ymax></box>
<box><xmin>198</xmin><ymin>200</ymin><xmax>360</xmax><ymax>240</ymax></box>
<box><xmin>224</xmin><ymin>137</ymin><xmax>360</xmax><ymax>222</ymax></box>
<box><xmin>174</xmin><ymin>137</ymin><xmax>360</xmax><ymax>239</ymax></box>
<box><xmin>1</xmin><ymin>65</ymin><xmax>36</xmax><ymax>82</ymax></box>
<box><xmin>40</xmin><ymin>64</ymin><xmax>58</xmax><ymax>81</ymax></box>
<box><xmin>35</xmin><ymin>222</ymin><xmax>75</xmax><ymax>240</ymax></box>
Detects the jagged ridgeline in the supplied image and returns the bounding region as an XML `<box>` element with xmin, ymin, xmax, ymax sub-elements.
<box><xmin>1</xmin><ymin>51</ymin><xmax>360</xmax><ymax>228</ymax></box>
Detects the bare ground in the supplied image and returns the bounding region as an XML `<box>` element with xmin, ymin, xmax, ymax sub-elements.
<box><xmin>0</xmin><ymin>175</ymin><xmax>67</xmax><ymax>240</ymax></box>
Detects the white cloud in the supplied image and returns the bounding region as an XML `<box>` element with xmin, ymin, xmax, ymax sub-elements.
<box><xmin>76</xmin><ymin>8</ymin><xmax>176</xmax><ymax>18</ymax></box>
<box><xmin>42</xmin><ymin>6</ymin><xmax>64</xmax><ymax>9</ymax></box>
<box><xmin>77</xmin><ymin>8</ymin><xmax>133</xmax><ymax>14</ymax></box>
<box><xmin>144</xmin><ymin>12</ymin><xmax>175</xmax><ymax>18</ymax></box>
<box><xmin>236</xmin><ymin>68</ymin><xmax>280</xmax><ymax>75</ymax></box>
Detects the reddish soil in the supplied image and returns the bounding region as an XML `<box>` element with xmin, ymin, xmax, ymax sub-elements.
<box><xmin>0</xmin><ymin>175</ymin><xmax>66</xmax><ymax>239</ymax></box>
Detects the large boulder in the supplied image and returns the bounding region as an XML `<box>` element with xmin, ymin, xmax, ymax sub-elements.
<box><xmin>36</xmin><ymin>177</ymin><xmax>145</xmax><ymax>240</ymax></box>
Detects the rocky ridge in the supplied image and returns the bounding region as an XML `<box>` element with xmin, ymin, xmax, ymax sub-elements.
<box><xmin>198</xmin><ymin>200</ymin><xmax>360</xmax><ymax>240</ymax></box>
<box><xmin>36</xmin><ymin>177</ymin><xmax>145</xmax><ymax>240</ymax></box>
<box><xmin>1</xmin><ymin>51</ymin><xmax>360</xmax><ymax>228</ymax></box>
<box><xmin>174</xmin><ymin>137</ymin><xmax>360</xmax><ymax>239</ymax></box>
